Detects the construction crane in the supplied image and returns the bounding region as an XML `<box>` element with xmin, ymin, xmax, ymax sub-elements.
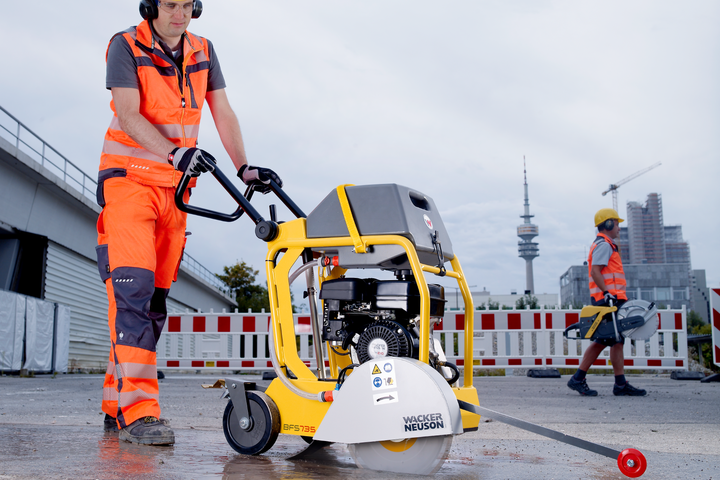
<box><xmin>602</xmin><ymin>161</ymin><xmax>662</xmax><ymax>212</ymax></box>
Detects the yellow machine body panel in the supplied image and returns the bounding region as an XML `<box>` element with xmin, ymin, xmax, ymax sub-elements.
<box><xmin>265</xmin><ymin>378</ymin><xmax>332</xmax><ymax>437</ymax></box>
<box><xmin>579</xmin><ymin>305</ymin><xmax>617</xmax><ymax>339</ymax></box>
<box><xmin>453</xmin><ymin>386</ymin><xmax>481</xmax><ymax>430</ymax></box>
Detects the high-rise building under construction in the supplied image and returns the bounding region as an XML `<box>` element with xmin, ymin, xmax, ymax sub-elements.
<box><xmin>617</xmin><ymin>193</ymin><xmax>691</xmax><ymax>266</ymax></box>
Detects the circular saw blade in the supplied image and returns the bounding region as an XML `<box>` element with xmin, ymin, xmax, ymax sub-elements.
<box><xmin>618</xmin><ymin>300</ymin><xmax>659</xmax><ymax>341</ymax></box>
<box><xmin>349</xmin><ymin>435</ymin><xmax>452</xmax><ymax>475</ymax></box>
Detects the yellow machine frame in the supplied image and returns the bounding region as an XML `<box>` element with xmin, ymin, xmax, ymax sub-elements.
<box><xmin>262</xmin><ymin>185</ymin><xmax>480</xmax><ymax>437</ymax></box>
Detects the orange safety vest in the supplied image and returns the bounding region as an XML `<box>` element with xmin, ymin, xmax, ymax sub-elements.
<box><xmin>587</xmin><ymin>233</ymin><xmax>627</xmax><ymax>301</ymax></box>
<box><xmin>99</xmin><ymin>20</ymin><xmax>210</xmax><ymax>188</ymax></box>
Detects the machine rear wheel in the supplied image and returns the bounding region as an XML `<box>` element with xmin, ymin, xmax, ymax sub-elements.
<box><xmin>223</xmin><ymin>391</ymin><xmax>280</xmax><ymax>455</ymax></box>
<box><xmin>349</xmin><ymin>435</ymin><xmax>453</xmax><ymax>475</ymax></box>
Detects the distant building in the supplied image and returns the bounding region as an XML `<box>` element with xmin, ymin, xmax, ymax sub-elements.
<box><xmin>560</xmin><ymin>265</ymin><xmax>591</xmax><ymax>308</ymax></box>
<box><xmin>561</xmin><ymin>193</ymin><xmax>703</xmax><ymax>313</ymax></box>
<box><xmin>560</xmin><ymin>264</ymin><xmax>694</xmax><ymax>310</ymax></box>
<box><xmin>469</xmin><ymin>287</ymin><xmax>558</xmax><ymax>310</ymax></box>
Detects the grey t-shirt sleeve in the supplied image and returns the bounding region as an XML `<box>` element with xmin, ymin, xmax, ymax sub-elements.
<box><xmin>206</xmin><ymin>40</ymin><xmax>226</xmax><ymax>92</ymax></box>
<box><xmin>591</xmin><ymin>241</ymin><xmax>612</xmax><ymax>267</ymax></box>
<box><xmin>106</xmin><ymin>34</ymin><xmax>226</xmax><ymax>92</ymax></box>
<box><xmin>106</xmin><ymin>34</ymin><xmax>139</xmax><ymax>90</ymax></box>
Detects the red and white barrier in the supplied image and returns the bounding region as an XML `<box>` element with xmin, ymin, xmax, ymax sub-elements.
<box><xmin>437</xmin><ymin>308</ymin><xmax>687</xmax><ymax>371</ymax></box>
<box><xmin>711</xmin><ymin>288</ymin><xmax>720</xmax><ymax>368</ymax></box>
<box><xmin>157</xmin><ymin>307</ymin><xmax>688</xmax><ymax>372</ymax></box>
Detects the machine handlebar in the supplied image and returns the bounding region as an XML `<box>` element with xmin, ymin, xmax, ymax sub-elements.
<box><xmin>173</xmin><ymin>165</ymin><xmax>306</xmax><ymax>242</ymax></box>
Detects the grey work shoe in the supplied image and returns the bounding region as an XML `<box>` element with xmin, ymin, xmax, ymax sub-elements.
<box><xmin>119</xmin><ymin>416</ymin><xmax>175</xmax><ymax>445</ymax></box>
<box><xmin>567</xmin><ymin>377</ymin><xmax>598</xmax><ymax>396</ymax></box>
<box><xmin>613</xmin><ymin>382</ymin><xmax>647</xmax><ymax>396</ymax></box>
<box><xmin>105</xmin><ymin>413</ymin><xmax>170</xmax><ymax>433</ymax></box>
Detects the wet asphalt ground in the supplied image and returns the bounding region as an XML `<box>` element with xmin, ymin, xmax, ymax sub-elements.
<box><xmin>0</xmin><ymin>372</ymin><xmax>718</xmax><ymax>480</ymax></box>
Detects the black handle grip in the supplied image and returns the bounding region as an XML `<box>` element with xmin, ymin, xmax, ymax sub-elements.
<box><xmin>563</xmin><ymin>323</ymin><xmax>580</xmax><ymax>339</ymax></box>
<box><xmin>173</xmin><ymin>164</ymin><xmax>307</xmax><ymax>242</ymax></box>
<box><xmin>174</xmin><ymin>167</ymin><xmax>263</xmax><ymax>223</ymax></box>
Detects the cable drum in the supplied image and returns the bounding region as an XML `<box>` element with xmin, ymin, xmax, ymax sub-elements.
<box><xmin>356</xmin><ymin>321</ymin><xmax>412</xmax><ymax>364</ymax></box>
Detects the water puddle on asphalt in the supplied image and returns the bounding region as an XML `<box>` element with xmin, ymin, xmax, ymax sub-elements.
<box><xmin>0</xmin><ymin>425</ymin><xmax>621</xmax><ymax>479</ymax></box>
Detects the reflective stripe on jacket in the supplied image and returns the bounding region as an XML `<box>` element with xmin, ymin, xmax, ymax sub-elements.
<box><xmin>588</xmin><ymin>233</ymin><xmax>628</xmax><ymax>301</ymax></box>
<box><xmin>100</xmin><ymin>19</ymin><xmax>210</xmax><ymax>187</ymax></box>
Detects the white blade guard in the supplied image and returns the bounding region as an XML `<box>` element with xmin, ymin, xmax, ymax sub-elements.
<box><xmin>618</xmin><ymin>300</ymin><xmax>659</xmax><ymax>341</ymax></box>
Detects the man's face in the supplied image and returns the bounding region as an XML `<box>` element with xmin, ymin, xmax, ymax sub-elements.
<box><xmin>153</xmin><ymin>1</ymin><xmax>193</xmax><ymax>44</ymax></box>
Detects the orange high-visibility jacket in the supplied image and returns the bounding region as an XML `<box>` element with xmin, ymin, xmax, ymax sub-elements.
<box><xmin>587</xmin><ymin>233</ymin><xmax>627</xmax><ymax>301</ymax></box>
<box><xmin>99</xmin><ymin>20</ymin><xmax>211</xmax><ymax>190</ymax></box>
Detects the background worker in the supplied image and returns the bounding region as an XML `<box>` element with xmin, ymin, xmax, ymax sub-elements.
<box><xmin>97</xmin><ymin>0</ymin><xmax>281</xmax><ymax>445</ymax></box>
<box><xmin>567</xmin><ymin>208</ymin><xmax>647</xmax><ymax>397</ymax></box>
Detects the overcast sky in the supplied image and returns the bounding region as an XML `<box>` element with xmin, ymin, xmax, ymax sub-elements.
<box><xmin>1</xmin><ymin>1</ymin><xmax>718</xmax><ymax>307</ymax></box>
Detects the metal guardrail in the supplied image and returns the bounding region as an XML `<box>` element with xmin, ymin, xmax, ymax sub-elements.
<box><xmin>0</xmin><ymin>105</ymin><xmax>97</xmax><ymax>201</ymax></box>
<box><xmin>181</xmin><ymin>251</ymin><xmax>233</xmax><ymax>299</ymax></box>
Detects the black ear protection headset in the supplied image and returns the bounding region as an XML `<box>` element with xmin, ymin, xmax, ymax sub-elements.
<box><xmin>139</xmin><ymin>0</ymin><xmax>203</xmax><ymax>20</ymax></box>
<box><xmin>601</xmin><ymin>219</ymin><xmax>615</xmax><ymax>231</ymax></box>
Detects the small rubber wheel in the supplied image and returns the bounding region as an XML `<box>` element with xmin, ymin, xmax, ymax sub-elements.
<box><xmin>617</xmin><ymin>448</ymin><xmax>647</xmax><ymax>478</ymax></box>
<box><xmin>223</xmin><ymin>391</ymin><xmax>280</xmax><ymax>455</ymax></box>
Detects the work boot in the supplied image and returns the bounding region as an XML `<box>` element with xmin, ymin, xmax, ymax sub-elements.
<box><xmin>104</xmin><ymin>414</ymin><xmax>170</xmax><ymax>433</ymax></box>
<box><xmin>613</xmin><ymin>382</ymin><xmax>647</xmax><ymax>396</ymax></box>
<box><xmin>567</xmin><ymin>377</ymin><xmax>598</xmax><ymax>396</ymax></box>
<box><xmin>119</xmin><ymin>416</ymin><xmax>175</xmax><ymax>445</ymax></box>
<box><xmin>104</xmin><ymin>413</ymin><xmax>120</xmax><ymax>432</ymax></box>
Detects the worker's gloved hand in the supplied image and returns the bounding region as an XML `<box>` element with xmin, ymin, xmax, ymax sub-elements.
<box><xmin>603</xmin><ymin>291</ymin><xmax>617</xmax><ymax>305</ymax></box>
<box><xmin>168</xmin><ymin>147</ymin><xmax>216</xmax><ymax>177</ymax></box>
<box><xmin>237</xmin><ymin>164</ymin><xmax>283</xmax><ymax>194</ymax></box>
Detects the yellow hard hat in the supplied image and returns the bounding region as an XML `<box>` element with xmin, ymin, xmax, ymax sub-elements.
<box><xmin>594</xmin><ymin>208</ymin><xmax>624</xmax><ymax>227</ymax></box>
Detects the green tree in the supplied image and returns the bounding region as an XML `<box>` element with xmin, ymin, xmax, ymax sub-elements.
<box><xmin>216</xmin><ymin>261</ymin><xmax>270</xmax><ymax>313</ymax></box>
<box><xmin>485</xmin><ymin>298</ymin><xmax>500</xmax><ymax>310</ymax></box>
<box><xmin>687</xmin><ymin>310</ymin><xmax>705</xmax><ymax>332</ymax></box>
<box><xmin>217</xmin><ymin>260</ymin><xmax>298</xmax><ymax>313</ymax></box>
<box><xmin>686</xmin><ymin>311</ymin><xmax>718</xmax><ymax>373</ymax></box>
<box><xmin>516</xmin><ymin>294</ymin><xmax>539</xmax><ymax>310</ymax></box>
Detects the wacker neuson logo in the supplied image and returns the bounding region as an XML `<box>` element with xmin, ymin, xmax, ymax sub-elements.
<box><xmin>403</xmin><ymin>413</ymin><xmax>444</xmax><ymax>432</ymax></box>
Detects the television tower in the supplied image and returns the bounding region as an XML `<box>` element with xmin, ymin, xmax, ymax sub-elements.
<box><xmin>517</xmin><ymin>157</ymin><xmax>539</xmax><ymax>294</ymax></box>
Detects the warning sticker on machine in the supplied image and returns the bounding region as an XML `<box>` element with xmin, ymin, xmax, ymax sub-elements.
<box><xmin>370</xmin><ymin>359</ymin><xmax>397</xmax><ymax>391</ymax></box>
<box><xmin>373</xmin><ymin>391</ymin><xmax>399</xmax><ymax>405</ymax></box>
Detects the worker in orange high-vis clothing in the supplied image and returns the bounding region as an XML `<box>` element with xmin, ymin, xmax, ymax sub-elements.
<box><xmin>97</xmin><ymin>0</ymin><xmax>282</xmax><ymax>446</ymax></box>
<box><xmin>566</xmin><ymin>208</ymin><xmax>647</xmax><ymax>398</ymax></box>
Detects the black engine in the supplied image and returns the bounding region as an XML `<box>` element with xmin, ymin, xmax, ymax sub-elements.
<box><xmin>319</xmin><ymin>271</ymin><xmax>446</xmax><ymax>365</ymax></box>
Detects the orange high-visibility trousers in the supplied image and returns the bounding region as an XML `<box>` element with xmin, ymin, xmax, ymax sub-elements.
<box><xmin>96</xmin><ymin>176</ymin><xmax>188</xmax><ymax>429</ymax></box>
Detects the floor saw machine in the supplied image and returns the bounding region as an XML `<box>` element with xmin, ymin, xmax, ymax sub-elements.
<box><xmin>176</xmin><ymin>165</ymin><xmax>648</xmax><ymax>477</ymax></box>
